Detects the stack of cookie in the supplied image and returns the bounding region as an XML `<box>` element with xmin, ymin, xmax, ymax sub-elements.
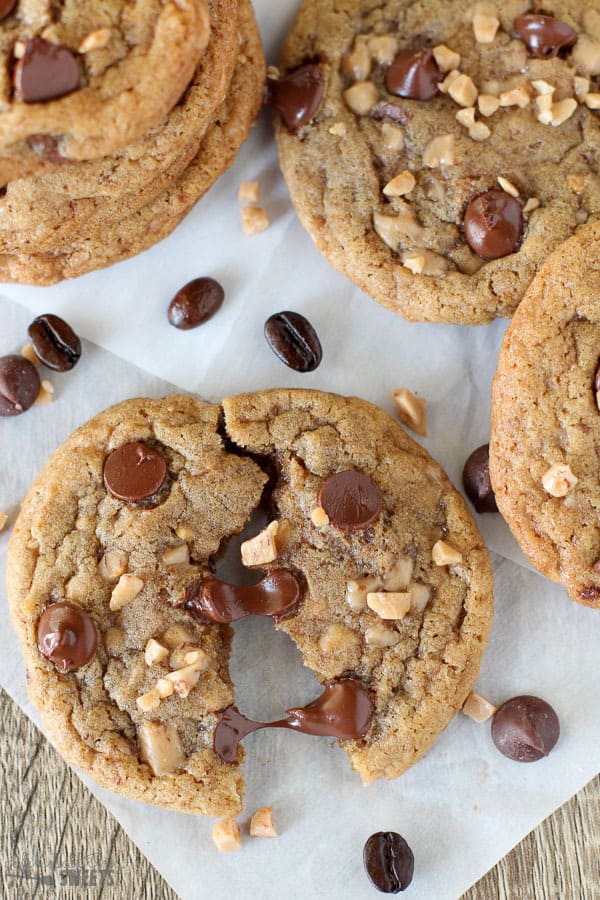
<box><xmin>0</xmin><ymin>0</ymin><xmax>265</xmax><ymax>284</ymax></box>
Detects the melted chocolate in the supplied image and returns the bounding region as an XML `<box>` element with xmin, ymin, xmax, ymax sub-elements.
<box><xmin>184</xmin><ymin>569</ymin><xmax>303</xmax><ymax>624</ymax></box>
<box><xmin>213</xmin><ymin>677</ymin><xmax>374</xmax><ymax>763</ymax></box>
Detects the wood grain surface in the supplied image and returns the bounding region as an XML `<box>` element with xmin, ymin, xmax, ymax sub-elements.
<box><xmin>1</xmin><ymin>687</ymin><xmax>598</xmax><ymax>899</ymax></box>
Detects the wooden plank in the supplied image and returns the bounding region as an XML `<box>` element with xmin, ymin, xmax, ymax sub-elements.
<box><xmin>1</xmin><ymin>686</ymin><xmax>599</xmax><ymax>899</ymax></box>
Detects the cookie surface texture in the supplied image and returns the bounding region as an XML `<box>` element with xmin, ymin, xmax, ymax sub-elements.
<box><xmin>8</xmin><ymin>390</ymin><xmax>493</xmax><ymax>812</ymax></box>
<box><xmin>7</xmin><ymin>395</ymin><xmax>266</xmax><ymax>816</ymax></box>
<box><xmin>275</xmin><ymin>0</ymin><xmax>600</xmax><ymax>324</ymax></box>
<box><xmin>0</xmin><ymin>0</ymin><xmax>265</xmax><ymax>285</ymax></box>
<box><xmin>490</xmin><ymin>221</ymin><xmax>600</xmax><ymax>607</ymax></box>
<box><xmin>0</xmin><ymin>0</ymin><xmax>240</xmax><ymax>254</ymax></box>
<box><xmin>0</xmin><ymin>0</ymin><xmax>211</xmax><ymax>183</ymax></box>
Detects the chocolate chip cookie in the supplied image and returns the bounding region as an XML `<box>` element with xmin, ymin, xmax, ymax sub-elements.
<box><xmin>273</xmin><ymin>0</ymin><xmax>600</xmax><ymax>325</ymax></box>
<box><xmin>0</xmin><ymin>0</ymin><xmax>211</xmax><ymax>185</ymax></box>
<box><xmin>490</xmin><ymin>220</ymin><xmax>600</xmax><ymax>607</ymax></box>
<box><xmin>8</xmin><ymin>390</ymin><xmax>493</xmax><ymax>813</ymax></box>
<box><xmin>0</xmin><ymin>0</ymin><xmax>265</xmax><ymax>285</ymax></box>
<box><xmin>0</xmin><ymin>0</ymin><xmax>240</xmax><ymax>254</ymax></box>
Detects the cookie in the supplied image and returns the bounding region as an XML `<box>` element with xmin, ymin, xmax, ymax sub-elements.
<box><xmin>490</xmin><ymin>220</ymin><xmax>600</xmax><ymax>608</ymax></box>
<box><xmin>273</xmin><ymin>0</ymin><xmax>600</xmax><ymax>325</ymax></box>
<box><xmin>0</xmin><ymin>0</ymin><xmax>265</xmax><ymax>285</ymax></box>
<box><xmin>0</xmin><ymin>0</ymin><xmax>240</xmax><ymax>254</ymax></box>
<box><xmin>0</xmin><ymin>0</ymin><xmax>211</xmax><ymax>185</ymax></box>
<box><xmin>8</xmin><ymin>390</ymin><xmax>493</xmax><ymax>814</ymax></box>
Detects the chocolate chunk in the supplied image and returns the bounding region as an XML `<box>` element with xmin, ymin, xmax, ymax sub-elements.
<box><xmin>515</xmin><ymin>14</ymin><xmax>577</xmax><ymax>59</ymax></box>
<box><xmin>167</xmin><ymin>277</ymin><xmax>225</xmax><ymax>330</ymax></box>
<box><xmin>491</xmin><ymin>695</ymin><xmax>560</xmax><ymax>762</ymax></box>
<box><xmin>318</xmin><ymin>470</ymin><xmax>382</xmax><ymax>531</ymax></box>
<box><xmin>363</xmin><ymin>832</ymin><xmax>415</xmax><ymax>894</ymax></box>
<box><xmin>184</xmin><ymin>569</ymin><xmax>303</xmax><ymax>623</ymax></box>
<box><xmin>213</xmin><ymin>677</ymin><xmax>374</xmax><ymax>763</ymax></box>
<box><xmin>14</xmin><ymin>38</ymin><xmax>81</xmax><ymax>104</ymax></box>
<box><xmin>37</xmin><ymin>602</ymin><xmax>98</xmax><ymax>672</ymax></box>
<box><xmin>463</xmin><ymin>444</ymin><xmax>498</xmax><ymax>514</ymax></box>
<box><xmin>0</xmin><ymin>354</ymin><xmax>41</xmax><ymax>417</ymax></box>
<box><xmin>464</xmin><ymin>191</ymin><xmax>524</xmax><ymax>260</ymax></box>
<box><xmin>0</xmin><ymin>0</ymin><xmax>17</xmax><ymax>21</ymax></box>
<box><xmin>28</xmin><ymin>314</ymin><xmax>81</xmax><ymax>371</ymax></box>
<box><xmin>266</xmin><ymin>63</ymin><xmax>324</xmax><ymax>132</ymax></box>
<box><xmin>26</xmin><ymin>134</ymin><xmax>70</xmax><ymax>164</ymax></box>
<box><xmin>103</xmin><ymin>442</ymin><xmax>167</xmax><ymax>502</ymax></box>
<box><xmin>264</xmin><ymin>311</ymin><xmax>322</xmax><ymax>372</ymax></box>
<box><xmin>386</xmin><ymin>49</ymin><xmax>442</xmax><ymax>101</ymax></box>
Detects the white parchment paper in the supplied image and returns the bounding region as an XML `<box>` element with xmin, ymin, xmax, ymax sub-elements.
<box><xmin>0</xmin><ymin>2</ymin><xmax>596</xmax><ymax>895</ymax></box>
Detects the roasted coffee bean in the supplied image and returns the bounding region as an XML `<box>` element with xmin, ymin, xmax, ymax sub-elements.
<box><xmin>28</xmin><ymin>314</ymin><xmax>81</xmax><ymax>371</ymax></box>
<box><xmin>0</xmin><ymin>354</ymin><xmax>41</xmax><ymax>416</ymax></box>
<box><xmin>492</xmin><ymin>696</ymin><xmax>560</xmax><ymax>762</ymax></box>
<box><xmin>264</xmin><ymin>311</ymin><xmax>322</xmax><ymax>372</ymax></box>
<box><xmin>167</xmin><ymin>277</ymin><xmax>225</xmax><ymax>329</ymax></box>
<box><xmin>363</xmin><ymin>832</ymin><xmax>415</xmax><ymax>893</ymax></box>
<box><xmin>463</xmin><ymin>444</ymin><xmax>498</xmax><ymax>513</ymax></box>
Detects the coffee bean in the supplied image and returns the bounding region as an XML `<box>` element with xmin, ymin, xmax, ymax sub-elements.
<box><xmin>167</xmin><ymin>277</ymin><xmax>225</xmax><ymax>329</ymax></box>
<box><xmin>463</xmin><ymin>444</ymin><xmax>498</xmax><ymax>513</ymax></box>
<box><xmin>28</xmin><ymin>314</ymin><xmax>81</xmax><ymax>371</ymax></box>
<box><xmin>264</xmin><ymin>311</ymin><xmax>322</xmax><ymax>372</ymax></box>
<box><xmin>0</xmin><ymin>354</ymin><xmax>41</xmax><ymax>416</ymax></box>
<box><xmin>363</xmin><ymin>832</ymin><xmax>414</xmax><ymax>893</ymax></box>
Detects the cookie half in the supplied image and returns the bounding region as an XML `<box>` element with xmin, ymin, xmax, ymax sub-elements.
<box><xmin>274</xmin><ymin>0</ymin><xmax>600</xmax><ymax>324</ymax></box>
<box><xmin>0</xmin><ymin>0</ymin><xmax>265</xmax><ymax>285</ymax></box>
<box><xmin>490</xmin><ymin>221</ymin><xmax>600</xmax><ymax>607</ymax></box>
<box><xmin>0</xmin><ymin>0</ymin><xmax>211</xmax><ymax>184</ymax></box>
<box><xmin>8</xmin><ymin>390</ymin><xmax>493</xmax><ymax>813</ymax></box>
<box><xmin>0</xmin><ymin>0</ymin><xmax>240</xmax><ymax>254</ymax></box>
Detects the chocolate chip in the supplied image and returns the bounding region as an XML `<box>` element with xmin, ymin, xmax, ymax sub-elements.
<box><xmin>264</xmin><ymin>311</ymin><xmax>322</xmax><ymax>372</ymax></box>
<box><xmin>319</xmin><ymin>470</ymin><xmax>383</xmax><ymax>531</ymax></box>
<box><xmin>26</xmin><ymin>133</ymin><xmax>70</xmax><ymax>164</ymax></box>
<box><xmin>103</xmin><ymin>442</ymin><xmax>167</xmax><ymax>502</ymax></box>
<box><xmin>0</xmin><ymin>354</ymin><xmax>41</xmax><ymax>417</ymax></box>
<box><xmin>463</xmin><ymin>444</ymin><xmax>498</xmax><ymax>514</ymax></box>
<box><xmin>492</xmin><ymin>696</ymin><xmax>560</xmax><ymax>762</ymax></box>
<box><xmin>266</xmin><ymin>63</ymin><xmax>325</xmax><ymax>132</ymax></box>
<box><xmin>464</xmin><ymin>190</ymin><xmax>524</xmax><ymax>260</ymax></box>
<box><xmin>0</xmin><ymin>0</ymin><xmax>17</xmax><ymax>21</ymax></box>
<box><xmin>28</xmin><ymin>314</ymin><xmax>81</xmax><ymax>371</ymax></box>
<box><xmin>386</xmin><ymin>49</ymin><xmax>442</xmax><ymax>101</ymax></box>
<box><xmin>515</xmin><ymin>14</ymin><xmax>577</xmax><ymax>59</ymax></box>
<box><xmin>14</xmin><ymin>38</ymin><xmax>81</xmax><ymax>104</ymax></box>
<box><xmin>363</xmin><ymin>832</ymin><xmax>415</xmax><ymax>893</ymax></box>
<box><xmin>167</xmin><ymin>277</ymin><xmax>225</xmax><ymax>330</ymax></box>
<box><xmin>37</xmin><ymin>602</ymin><xmax>98</xmax><ymax>672</ymax></box>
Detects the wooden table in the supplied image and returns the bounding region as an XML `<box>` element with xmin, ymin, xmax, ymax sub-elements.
<box><xmin>1</xmin><ymin>686</ymin><xmax>598</xmax><ymax>899</ymax></box>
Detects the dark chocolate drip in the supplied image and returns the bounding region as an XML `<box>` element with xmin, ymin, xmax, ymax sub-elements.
<box><xmin>213</xmin><ymin>677</ymin><xmax>375</xmax><ymax>763</ymax></box>
<box><xmin>183</xmin><ymin>569</ymin><xmax>303</xmax><ymax>623</ymax></box>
